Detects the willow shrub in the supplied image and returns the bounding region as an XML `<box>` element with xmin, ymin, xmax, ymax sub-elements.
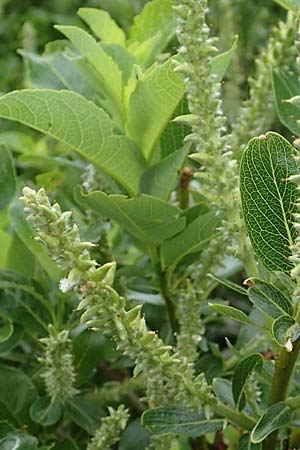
<box><xmin>0</xmin><ymin>1</ymin><xmax>300</xmax><ymax>449</ymax></box>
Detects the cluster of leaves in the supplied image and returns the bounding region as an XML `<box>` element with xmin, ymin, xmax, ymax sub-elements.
<box><xmin>1</xmin><ymin>1</ymin><xmax>300</xmax><ymax>450</ymax></box>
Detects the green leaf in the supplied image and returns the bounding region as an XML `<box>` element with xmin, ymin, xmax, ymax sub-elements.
<box><xmin>272</xmin><ymin>315</ymin><xmax>300</xmax><ymax>348</ymax></box>
<box><xmin>210</xmin><ymin>35</ymin><xmax>238</xmax><ymax>82</ymax></box>
<box><xmin>272</xmin><ymin>315</ymin><xmax>294</xmax><ymax>346</ymax></box>
<box><xmin>232</xmin><ymin>353</ymin><xmax>263</xmax><ymax>411</ymax></box>
<box><xmin>140</xmin><ymin>146</ymin><xmax>189</xmax><ymax>199</ymax></box>
<box><xmin>0</xmin><ymin>228</ymin><xmax>12</xmax><ymax>270</ymax></box>
<box><xmin>6</xmin><ymin>233</ymin><xmax>34</xmax><ymax>278</ymax></box>
<box><xmin>209</xmin><ymin>304</ymin><xmax>254</xmax><ymax>326</ymax></box>
<box><xmin>51</xmin><ymin>438</ymin><xmax>80</xmax><ymax>450</ymax></box>
<box><xmin>119</xmin><ymin>418</ymin><xmax>150</xmax><ymax>450</ymax></box>
<box><xmin>208</xmin><ymin>274</ymin><xmax>247</xmax><ymax>296</ymax></box>
<box><xmin>0</xmin><ymin>366</ymin><xmax>36</xmax><ymax>427</ymax></box>
<box><xmin>0</xmin><ymin>131</ymin><xmax>35</xmax><ymax>154</ymax></box>
<box><xmin>78</xmin><ymin>8</ymin><xmax>126</xmax><ymax>46</ymax></box>
<box><xmin>20</xmin><ymin>48</ymin><xmax>108</xmax><ymax>109</ymax></box>
<box><xmin>161</xmin><ymin>212</ymin><xmax>219</xmax><ymax>269</ymax></box>
<box><xmin>237</xmin><ymin>434</ymin><xmax>261</xmax><ymax>450</ymax></box>
<box><xmin>0</xmin><ymin>421</ymin><xmax>15</xmax><ymax>438</ymax></box>
<box><xmin>212</xmin><ymin>378</ymin><xmax>234</xmax><ymax>406</ymax></box>
<box><xmin>160</xmin><ymin>97</ymin><xmax>190</xmax><ymax>158</ymax></box>
<box><xmin>0</xmin><ymin>431</ymin><xmax>38</xmax><ymax>449</ymax></box>
<box><xmin>0</xmin><ymin>326</ymin><xmax>23</xmax><ymax>355</ymax></box>
<box><xmin>73</xmin><ymin>331</ymin><xmax>113</xmax><ymax>385</ymax></box>
<box><xmin>0</xmin><ymin>322</ymin><xmax>13</xmax><ymax>344</ymax></box>
<box><xmin>273</xmin><ymin>0</ymin><xmax>300</xmax><ymax>11</ymax></box>
<box><xmin>126</xmin><ymin>59</ymin><xmax>184</xmax><ymax>161</ymax></box>
<box><xmin>19</xmin><ymin>50</ymin><xmax>65</xmax><ymax>90</ymax></box>
<box><xmin>129</xmin><ymin>0</ymin><xmax>173</xmax><ymax>44</ymax></box>
<box><xmin>0</xmin><ymin>89</ymin><xmax>146</xmax><ymax>195</ymax></box>
<box><xmin>240</xmin><ymin>131</ymin><xmax>299</xmax><ymax>272</ymax></box>
<box><xmin>55</xmin><ymin>26</ymin><xmax>123</xmax><ymax>116</ymax></box>
<box><xmin>247</xmin><ymin>279</ymin><xmax>293</xmax><ymax>318</ymax></box>
<box><xmin>251</xmin><ymin>402</ymin><xmax>293</xmax><ymax>443</ymax></box>
<box><xmin>0</xmin><ymin>271</ymin><xmax>52</xmax><ymax>335</ymax></box>
<box><xmin>9</xmin><ymin>201</ymin><xmax>60</xmax><ymax>282</ymax></box>
<box><xmin>30</xmin><ymin>397</ymin><xmax>62</xmax><ymax>427</ymax></box>
<box><xmin>74</xmin><ymin>187</ymin><xmax>185</xmax><ymax>246</ymax></box>
<box><xmin>272</xmin><ymin>70</ymin><xmax>300</xmax><ymax>136</ymax></box>
<box><xmin>129</xmin><ymin>0</ymin><xmax>175</xmax><ymax>66</ymax></box>
<box><xmin>142</xmin><ymin>406</ymin><xmax>223</xmax><ymax>436</ymax></box>
<box><xmin>102</xmin><ymin>44</ymin><xmax>138</xmax><ymax>84</ymax></box>
<box><xmin>0</xmin><ymin>147</ymin><xmax>15</xmax><ymax>211</ymax></box>
<box><xmin>67</xmin><ymin>396</ymin><xmax>102</xmax><ymax>435</ymax></box>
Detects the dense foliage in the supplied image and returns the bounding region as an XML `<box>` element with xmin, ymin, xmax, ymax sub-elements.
<box><xmin>1</xmin><ymin>1</ymin><xmax>300</xmax><ymax>449</ymax></box>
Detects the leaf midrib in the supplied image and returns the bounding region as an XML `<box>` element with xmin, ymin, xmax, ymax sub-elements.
<box><xmin>267</xmin><ymin>137</ymin><xmax>294</xmax><ymax>249</ymax></box>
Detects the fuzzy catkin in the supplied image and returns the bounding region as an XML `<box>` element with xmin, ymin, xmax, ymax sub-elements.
<box><xmin>87</xmin><ymin>405</ymin><xmax>129</xmax><ymax>450</ymax></box>
<box><xmin>176</xmin><ymin>281</ymin><xmax>204</xmax><ymax>363</ymax></box>
<box><xmin>172</xmin><ymin>0</ymin><xmax>240</xmax><ymax>260</ymax></box>
<box><xmin>231</xmin><ymin>11</ymin><xmax>297</xmax><ymax>155</ymax></box>
<box><xmin>21</xmin><ymin>187</ymin><xmax>214</xmax><ymax>411</ymax></box>
<box><xmin>38</xmin><ymin>326</ymin><xmax>78</xmax><ymax>402</ymax></box>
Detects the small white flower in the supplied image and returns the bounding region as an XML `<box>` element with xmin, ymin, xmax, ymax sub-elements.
<box><xmin>285</xmin><ymin>338</ymin><xmax>293</xmax><ymax>353</ymax></box>
<box><xmin>59</xmin><ymin>277</ymin><xmax>73</xmax><ymax>293</ymax></box>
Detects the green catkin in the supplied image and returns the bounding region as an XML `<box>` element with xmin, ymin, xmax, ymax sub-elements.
<box><xmin>173</xmin><ymin>0</ymin><xmax>238</xmax><ymax>216</ymax></box>
<box><xmin>92</xmin><ymin>377</ymin><xmax>144</xmax><ymax>406</ymax></box>
<box><xmin>231</xmin><ymin>10</ymin><xmax>297</xmax><ymax>155</ymax></box>
<box><xmin>172</xmin><ymin>0</ymin><xmax>241</xmax><ymax>261</ymax></box>
<box><xmin>87</xmin><ymin>405</ymin><xmax>129</xmax><ymax>450</ymax></box>
<box><xmin>20</xmin><ymin>187</ymin><xmax>214</xmax><ymax>411</ymax></box>
<box><xmin>38</xmin><ymin>325</ymin><xmax>78</xmax><ymax>402</ymax></box>
<box><xmin>176</xmin><ymin>280</ymin><xmax>204</xmax><ymax>363</ymax></box>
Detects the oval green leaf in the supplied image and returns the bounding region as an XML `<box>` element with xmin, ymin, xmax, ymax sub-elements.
<box><xmin>0</xmin><ymin>322</ymin><xmax>13</xmax><ymax>344</ymax></box>
<box><xmin>240</xmin><ymin>132</ymin><xmax>299</xmax><ymax>272</ymax></box>
<box><xmin>142</xmin><ymin>406</ymin><xmax>223</xmax><ymax>436</ymax></box>
<box><xmin>272</xmin><ymin>70</ymin><xmax>300</xmax><ymax>136</ymax></box>
<box><xmin>161</xmin><ymin>212</ymin><xmax>219</xmax><ymax>269</ymax></box>
<box><xmin>209</xmin><ymin>304</ymin><xmax>254</xmax><ymax>326</ymax></box>
<box><xmin>251</xmin><ymin>402</ymin><xmax>293</xmax><ymax>443</ymax></box>
<box><xmin>247</xmin><ymin>278</ymin><xmax>293</xmax><ymax>318</ymax></box>
<box><xmin>272</xmin><ymin>315</ymin><xmax>295</xmax><ymax>346</ymax></box>
<box><xmin>0</xmin><ymin>431</ymin><xmax>38</xmax><ymax>449</ymax></box>
<box><xmin>237</xmin><ymin>434</ymin><xmax>261</xmax><ymax>449</ymax></box>
<box><xmin>139</xmin><ymin>146</ymin><xmax>189</xmax><ymax>200</ymax></box>
<box><xmin>30</xmin><ymin>397</ymin><xmax>62</xmax><ymax>427</ymax></box>
<box><xmin>208</xmin><ymin>274</ymin><xmax>247</xmax><ymax>296</ymax></box>
<box><xmin>232</xmin><ymin>353</ymin><xmax>263</xmax><ymax>411</ymax></box>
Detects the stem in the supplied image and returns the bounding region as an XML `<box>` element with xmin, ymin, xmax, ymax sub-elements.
<box><xmin>213</xmin><ymin>402</ymin><xmax>255</xmax><ymax>431</ymax></box>
<box><xmin>148</xmin><ymin>247</ymin><xmax>179</xmax><ymax>338</ymax></box>
<box><xmin>189</xmin><ymin>436</ymin><xmax>209</xmax><ymax>450</ymax></box>
<box><xmin>178</xmin><ymin>167</ymin><xmax>192</xmax><ymax>210</ymax></box>
<box><xmin>263</xmin><ymin>337</ymin><xmax>300</xmax><ymax>450</ymax></box>
<box><xmin>159</xmin><ymin>272</ymin><xmax>179</xmax><ymax>339</ymax></box>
